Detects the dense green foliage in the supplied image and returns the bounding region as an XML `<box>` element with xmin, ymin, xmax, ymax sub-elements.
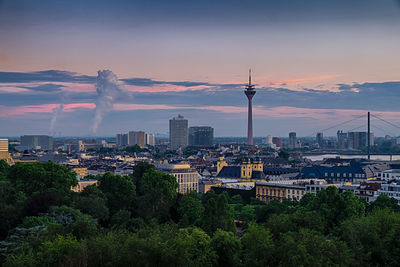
<box><xmin>2</xmin><ymin>159</ymin><xmax>400</xmax><ymax>266</ymax></box>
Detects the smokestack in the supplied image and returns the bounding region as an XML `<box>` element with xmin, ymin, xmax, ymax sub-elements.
<box><xmin>92</xmin><ymin>70</ymin><xmax>127</xmax><ymax>133</ymax></box>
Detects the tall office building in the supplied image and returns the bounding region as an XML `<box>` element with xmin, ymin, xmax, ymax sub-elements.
<box><xmin>128</xmin><ymin>131</ymin><xmax>146</xmax><ymax>148</ymax></box>
<box><xmin>316</xmin><ymin>132</ymin><xmax>323</xmax><ymax>147</ymax></box>
<box><xmin>188</xmin><ymin>126</ymin><xmax>214</xmax><ymax>147</ymax></box>
<box><xmin>348</xmin><ymin>132</ymin><xmax>374</xmax><ymax>149</ymax></box>
<box><xmin>337</xmin><ymin>130</ymin><xmax>348</xmax><ymax>149</ymax></box>
<box><xmin>116</xmin><ymin>133</ymin><xmax>128</xmax><ymax>146</ymax></box>
<box><xmin>20</xmin><ymin>135</ymin><xmax>53</xmax><ymax>151</ymax></box>
<box><xmin>244</xmin><ymin>69</ymin><xmax>256</xmax><ymax>145</ymax></box>
<box><xmin>146</xmin><ymin>133</ymin><xmax>156</xmax><ymax>146</ymax></box>
<box><xmin>169</xmin><ymin>115</ymin><xmax>188</xmax><ymax>150</ymax></box>
<box><xmin>289</xmin><ymin>132</ymin><xmax>297</xmax><ymax>149</ymax></box>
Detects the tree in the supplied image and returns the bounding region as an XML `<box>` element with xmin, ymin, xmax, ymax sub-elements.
<box><xmin>277</xmin><ymin>229</ymin><xmax>354</xmax><ymax>266</ymax></box>
<box><xmin>241</xmin><ymin>222</ymin><xmax>274</xmax><ymax>266</ymax></box>
<box><xmin>123</xmin><ymin>145</ymin><xmax>145</xmax><ymax>153</ymax></box>
<box><xmin>238</xmin><ymin>205</ymin><xmax>256</xmax><ymax>222</ymax></box>
<box><xmin>278</xmin><ymin>150</ymin><xmax>290</xmax><ymax>160</ymax></box>
<box><xmin>202</xmin><ymin>194</ymin><xmax>235</xmax><ymax>235</ymax></box>
<box><xmin>136</xmin><ymin>169</ymin><xmax>178</xmax><ymax>221</ymax></box>
<box><xmin>367</xmin><ymin>194</ymin><xmax>400</xmax><ymax>213</ymax></box>
<box><xmin>73</xmin><ymin>185</ymin><xmax>109</xmax><ymax>224</ymax></box>
<box><xmin>7</xmin><ymin>162</ymin><xmax>77</xmax><ymax>202</ymax></box>
<box><xmin>172</xmin><ymin>227</ymin><xmax>217</xmax><ymax>266</ymax></box>
<box><xmin>211</xmin><ymin>229</ymin><xmax>241</xmax><ymax>267</ymax></box>
<box><xmin>0</xmin><ymin>159</ymin><xmax>10</xmax><ymax>180</ymax></box>
<box><xmin>131</xmin><ymin>161</ymin><xmax>155</xmax><ymax>190</ymax></box>
<box><xmin>97</xmin><ymin>173</ymin><xmax>136</xmax><ymax>216</ymax></box>
<box><xmin>73</xmin><ymin>195</ymin><xmax>109</xmax><ymax>224</ymax></box>
<box><xmin>177</xmin><ymin>192</ymin><xmax>204</xmax><ymax>227</ymax></box>
<box><xmin>0</xmin><ymin>180</ymin><xmax>26</xmax><ymax>238</ymax></box>
<box><xmin>22</xmin><ymin>192</ymin><xmax>59</xmax><ymax>217</ymax></box>
<box><xmin>47</xmin><ymin>206</ymin><xmax>99</xmax><ymax>240</ymax></box>
<box><xmin>337</xmin><ymin>209</ymin><xmax>400</xmax><ymax>266</ymax></box>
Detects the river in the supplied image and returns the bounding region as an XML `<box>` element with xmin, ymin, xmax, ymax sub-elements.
<box><xmin>303</xmin><ymin>154</ymin><xmax>400</xmax><ymax>161</ymax></box>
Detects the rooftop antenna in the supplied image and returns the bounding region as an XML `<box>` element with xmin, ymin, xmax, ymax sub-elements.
<box><xmin>249</xmin><ymin>68</ymin><xmax>252</xmax><ymax>85</ymax></box>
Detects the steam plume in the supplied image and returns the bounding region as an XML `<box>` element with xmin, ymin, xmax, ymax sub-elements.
<box><xmin>50</xmin><ymin>103</ymin><xmax>64</xmax><ymax>132</ymax></box>
<box><xmin>92</xmin><ymin>70</ymin><xmax>127</xmax><ymax>133</ymax></box>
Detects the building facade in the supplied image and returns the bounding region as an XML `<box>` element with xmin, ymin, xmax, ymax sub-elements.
<box><xmin>169</xmin><ymin>115</ymin><xmax>188</xmax><ymax>150</ymax></box>
<box><xmin>156</xmin><ymin>161</ymin><xmax>198</xmax><ymax>194</ymax></box>
<box><xmin>20</xmin><ymin>135</ymin><xmax>53</xmax><ymax>151</ymax></box>
<box><xmin>347</xmin><ymin>132</ymin><xmax>374</xmax><ymax>149</ymax></box>
<box><xmin>188</xmin><ymin>126</ymin><xmax>214</xmax><ymax>147</ymax></box>
<box><xmin>116</xmin><ymin>133</ymin><xmax>128</xmax><ymax>146</ymax></box>
<box><xmin>289</xmin><ymin>132</ymin><xmax>297</xmax><ymax>149</ymax></box>
<box><xmin>377</xmin><ymin>169</ymin><xmax>400</xmax><ymax>181</ymax></box>
<box><xmin>146</xmin><ymin>133</ymin><xmax>156</xmax><ymax>146</ymax></box>
<box><xmin>128</xmin><ymin>131</ymin><xmax>146</xmax><ymax>148</ymax></box>
<box><xmin>216</xmin><ymin>157</ymin><xmax>265</xmax><ymax>181</ymax></box>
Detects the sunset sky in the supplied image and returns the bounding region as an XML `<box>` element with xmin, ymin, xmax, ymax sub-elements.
<box><xmin>1</xmin><ymin>0</ymin><xmax>400</xmax><ymax>137</ymax></box>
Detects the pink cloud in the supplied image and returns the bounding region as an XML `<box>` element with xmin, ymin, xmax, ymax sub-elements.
<box><xmin>60</xmin><ymin>82</ymin><xmax>95</xmax><ymax>92</ymax></box>
<box><xmin>114</xmin><ymin>103</ymin><xmax>400</xmax><ymax>122</ymax></box>
<box><xmin>124</xmin><ymin>84</ymin><xmax>213</xmax><ymax>93</ymax></box>
<box><xmin>3</xmin><ymin>103</ymin><xmax>400</xmax><ymax>127</ymax></box>
<box><xmin>0</xmin><ymin>103</ymin><xmax>95</xmax><ymax>117</ymax></box>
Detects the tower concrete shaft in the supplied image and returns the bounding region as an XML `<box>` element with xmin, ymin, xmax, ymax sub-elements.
<box><xmin>244</xmin><ymin>69</ymin><xmax>256</xmax><ymax>145</ymax></box>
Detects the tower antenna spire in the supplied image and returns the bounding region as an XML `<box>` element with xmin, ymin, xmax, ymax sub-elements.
<box><xmin>249</xmin><ymin>68</ymin><xmax>251</xmax><ymax>85</ymax></box>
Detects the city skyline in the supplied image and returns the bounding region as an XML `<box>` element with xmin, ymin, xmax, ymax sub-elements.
<box><xmin>1</xmin><ymin>0</ymin><xmax>400</xmax><ymax>136</ymax></box>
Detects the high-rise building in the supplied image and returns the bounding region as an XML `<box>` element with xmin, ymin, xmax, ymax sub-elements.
<box><xmin>116</xmin><ymin>133</ymin><xmax>128</xmax><ymax>146</ymax></box>
<box><xmin>316</xmin><ymin>132</ymin><xmax>323</xmax><ymax>147</ymax></box>
<box><xmin>188</xmin><ymin>126</ymin><xmax>214</xmax><ymax>147</ymax></box>
<box><xmin>348</xmin><ymin>132</ymin><xmax>374</xmax><ymax>149</ymax></box>
<box><xmin>337</xmin><ymin>130</ymin><xmax>348</xmax><ymax>149</ymax></box>
<box><xmin>128</xmin><ymin>131</ymin><xmax>146</xmax><ymax>148</ymax></box>
<box><xmin>244</xmin><ymin>69</ymin><xmax>256</xmax><ymax>145</ymax></box>
<box><xmin>146</xmin><ymin>133</ymin><xmax>156</xmax><ymax>146</ymax></box>
<box><xmin>289</xmin><ymin>132</ymin><xmax>297</xmax><ymax>149</ymax></box>
<box><xmin>20</xmin><ymin>135</ymin><xmax>53</xmax><ymax>151</ymax></box>
<box><xmin>169</xmin><ymin>115</ymin><xmax>188</xmax><ymax>150</ymax></box>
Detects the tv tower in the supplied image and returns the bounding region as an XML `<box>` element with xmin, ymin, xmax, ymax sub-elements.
<box><xmin>244</xmin><ymin>69</ymin><xmax>256</xmax><ymax>145</ymax></box>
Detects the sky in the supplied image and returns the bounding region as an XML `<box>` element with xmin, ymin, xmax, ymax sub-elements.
<box><xmin>1</xmin><ymin>0</ymin><xmax>400</xmax><ymax>137</ymax></box>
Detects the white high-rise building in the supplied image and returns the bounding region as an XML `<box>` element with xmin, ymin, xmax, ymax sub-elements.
<box><xmin>146</xmin><ymin>133</ymin><xmax>156</xmax><ymax>146</ymax></box>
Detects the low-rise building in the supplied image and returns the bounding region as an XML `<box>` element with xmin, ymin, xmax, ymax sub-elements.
<box><xmin>305</xmin><ymin>184</ymin><xmax>340</xmax><ymax>195</ymax></box>
<box><xmin>285</xmin><ymin>185</ymin><xmax>306</xmax><ymax>201</ymax></box>
<box><xmin>373</xmin><ymin>182</ymin><xmax>400</xmax><ymax>205</ymax></box>
<box><xmin>216</xmin><ymin>157</ymin><xmax>266</xmax><ymax>181</ymax></box>
<box><xmin>354</xmin><ymin>182</ymin><xmax>381</xmax><ymax>203</ymax></box>
<box><xmin>156</xmin><ymin>161</ymin><xmax>199</xmax><ymax>194</ymax></box>
<box><xmin>73</xmin><ymin>167</ymin><xmax>88</xmax><ymax>178</ymax></box>
<box><xmin>255</xmin><ymin>183</ymin><xmax>287</xmax><ymax>203</ymax></box>
<box><xmin>378</xmin><ymin>169</ymin><xmax>400</xmax><ymax>181</ymax></box>
<box><xmin>71</xmin><ymin>179</ymin><xmax>98</xmax><ymax>192</ymax></box>
<box><xmin>300</xmin><ymin>165</ymin><xmax>367</xmax><ymax>183</ymax></box>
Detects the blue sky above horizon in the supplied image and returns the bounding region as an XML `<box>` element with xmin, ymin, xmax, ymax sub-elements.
<box><xmin>1</xmin><ymin>0</ymin><xmax>400</xmax><ymax>137</ymax></box>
